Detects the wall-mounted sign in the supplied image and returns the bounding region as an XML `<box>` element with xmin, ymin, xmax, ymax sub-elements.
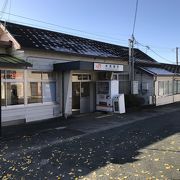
<box><xmin>133</xmin><ymin>81</ymin><xmax>139</xmax><ymax>95</ymax></box>
<box><xmin>94</xmin><ymin>63</ymin><xmax>123</xmax><ymax>71</ymax></box>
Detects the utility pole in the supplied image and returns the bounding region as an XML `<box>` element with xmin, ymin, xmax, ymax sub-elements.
<box><xmin>176</xmin><ymin>47</ymin><xmax>178</xmax><ymax>65</ymax></box>
<box><xmin>0</xmin><ymin>70</ymin><xmax>1</xmax><ymax>137</ymax></box>
<box><xmin>129</xmin><ymin>35</ymin><xmax>135</xmax><ymax>94</ymax></box>
<box><xmin>129</xmin><ymin>0</ymin><xmax>139</xmax><ymax>95</ymax></box>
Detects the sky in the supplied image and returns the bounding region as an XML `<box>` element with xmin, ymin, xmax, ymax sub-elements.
<box><xmin>0</xmin><ymin>0</ymin><xmax>180</xmax><ymax>64</ymax></box>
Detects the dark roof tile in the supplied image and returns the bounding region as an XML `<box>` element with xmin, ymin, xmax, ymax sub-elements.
<box><xmin>2</xmin><ymin>21</ymin><xmax>156</xmax><ymax>61</ymax></box>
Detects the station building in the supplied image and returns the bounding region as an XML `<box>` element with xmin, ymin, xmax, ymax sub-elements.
<box><xmin>0</xmin><ymin>21</ymin><xmax>180</xmax><ymax>126</ymax></box>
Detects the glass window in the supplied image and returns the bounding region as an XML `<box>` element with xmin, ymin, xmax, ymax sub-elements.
<box><xmin>77</xmin><ymin>75</ymin><xmax>82</xmax><ymax>80</ymax></box>
<box><xmin>177</xmin><ymin>81</ymin><xmax>180</xmax><ymax>94</ymax></box>
<box><xmin>6</xmin><ymin>83</ymin><xmax>24</xmax><ymax>105</ymax></box>
<box><xmin>1</xmin><ymin>82</ymin><xmax>6</xmax><ymax>106</ymax></box>
<box><xmin>97</xmin><ymin>82</ymin><xmax>109</xmax><ymax>94</ymax></box>
<box><xmin>169</xmin><ymin>81</ymin><xmax>173</xmax><ymax>95</ymax></box>
<box><xmin>28</xmin><ymin>71</ymin><xmax>56</xmax><ymax>104</ymax></box>
<box><xmin>6</xmin><ymin>70</ymin><xmax>24</xmax><ymax>80</ymax></box>
<box><xmin>42</xmin><ymin>72</ymin><xmax>55</xmax><ymax>80</ymax></box>
<box><xmin>82</xmin><ymin>74</ymin><xmax>88</xmax><ymax>80</ymax></box>
<box><xmin>81</xmin><ymin>82</ymin><xmax>90</xmax><ymax>97</ymax></box>
<box><xmin>42</xmin><ymin>82</ymin><xmax>56</xmax><ymax>102</ymax></box>
<box><xmin>1</xmin><ymin>70</ymin><xmax>24</xmax><ymax>106</ymax></box>
<box><xmin>164</xmin><ymin>81</ymin><xmax>169</xmax><ymax>95</ymax></box>
<box><xmin>174</xmin><ymin>81</ymin><xmax>177</xmax><ymax>94</ymax></box>
<box><xmin>1</xmin><ymin>70</ymin><xmax>6</xmax><ymax>79</ymax></box>
<box><xmin>112</xmin><ymin>74</ymin><xmax>118</xmax><ymax>80</ymax></box>
<box><xmin>28</xmin><ymin>82</ymin><xmax>42</xmax><ymax>103</ymax></box>
<box><xmin>28</xmin><ymin>72</ymin><xmax>41</xmax><ymax>80</ymax></box>
<box><xmin>72</xmin><ymin>74</ymin><xmax>91</xmax><ymax>81</ymax></box>
<box><xmin>158</xmin><ymin>81</ymin><xmax>164</xmax><ymax>96</ymax></box>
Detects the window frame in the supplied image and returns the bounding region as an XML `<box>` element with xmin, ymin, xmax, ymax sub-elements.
<box><xmin>158</xmin><ymin>80</ymin><xmax>173</xmax><ymax>96</ymax></box>
<box><xmin>27</xmin><ymin>71</ymin><xmax>56</xmax><ymax>104</ymax></box>
<box><xmin>1</xmin><ymin>69</ymin><xmax>25</xmax><ymax>107</ymax></box>
<box><xmin>1</xmin><ymin>70</ymin><xmax>57</xmax><ymax>107</ymax></box>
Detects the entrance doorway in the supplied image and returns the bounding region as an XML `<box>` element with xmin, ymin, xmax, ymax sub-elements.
<box><xmin>72</xmin><ymin>82</ymin><xmax>90</xmax><ymax>114</ymax></box>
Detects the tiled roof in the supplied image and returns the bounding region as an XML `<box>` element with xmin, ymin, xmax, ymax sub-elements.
<box><xmin>1</xmin><ymin>21</ymin><xmax>156</xmax><ymax>61</ymax></box>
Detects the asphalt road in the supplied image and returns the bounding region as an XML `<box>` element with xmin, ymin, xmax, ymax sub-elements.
<box><xmin>0</xmin><ymin>110</ymin><xmax>180</xmax><ymax>179</ymax></box>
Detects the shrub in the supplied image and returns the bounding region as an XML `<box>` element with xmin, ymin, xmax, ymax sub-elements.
<box><xmin>125</xmin><ymin>94</ymin><xmax>145</xmax><ymax>108</ymax></box>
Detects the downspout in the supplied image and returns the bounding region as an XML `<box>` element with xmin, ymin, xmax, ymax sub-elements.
<box><xmin>153</xmin><ymin>75</ymin><xmax>157</xmax><ymax>105</ymax></box>
<box><xmin>173</xmin><ymin>73</ymin><xmax>175</xmax><ymax>103</ymax></box>
<box><xmin>62</xmin><ymin>71</ymin><xmax>65</xmax><ymax>117</ymax></box>
<box><xmin>173</xmin><ymin>64</ymin><xmax>178</xmax><ymax>103</ymax></box>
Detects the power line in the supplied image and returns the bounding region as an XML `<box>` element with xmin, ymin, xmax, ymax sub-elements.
<box><xmin>0</xmin><ymin>7</ymin><xmax>176</xmax><ymax>64</ymax></box>
<box><xmin>0</xmin><ymin>11</ymin><xmax>128</xmax><ymax>45</ymax></box>
<box><xmin>0</xmin><ymin>0</ymin><xmax>9</xmax><ymax>20</ymax></box>
<box><xmin>132</xmin><ymin>0</ymin><xmax>139</xmax><ymax>36</ymax></box>
<box><xmin>7</xmin><ymin>0</ymin><xmax>11</xmax><ymax>22</ymax></box>
<box><xmin>149</xmin><ymin>48</ymin><xmax>175</xmax><ymax>63</ymax></box>
<box><xmin>136</xmin><ymin>40</ymin><xmax>175</xmax><ymax>64</ymax></box>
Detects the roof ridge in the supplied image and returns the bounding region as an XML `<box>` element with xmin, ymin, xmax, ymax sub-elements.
<box><xmin>1</xmin><ymin>20</ymin><xmax>128</xmax><ymax>49</ymax></box>
<box><xmin>0</xmin><ymin>21</ymin><xmax>157</xmax><ymax>62</ymax></box>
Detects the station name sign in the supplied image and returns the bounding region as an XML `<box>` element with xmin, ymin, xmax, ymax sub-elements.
<box><xmin>94</xmin><ymin>63</ymin><xmax>123</xmax><ymax>71</ymax></box>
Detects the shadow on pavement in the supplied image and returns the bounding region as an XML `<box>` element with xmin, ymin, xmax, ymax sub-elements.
<box><xmin>0</xmin><ymin>109</ymin><xmax>179</xmax><ymax>179</ymax></box>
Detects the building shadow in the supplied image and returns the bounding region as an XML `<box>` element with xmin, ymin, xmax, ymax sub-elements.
<box><xmin>35</xmin><ymin>111</ymin><xmax>180</xmax><ymax>179</ymax></box>
<box><xmin>0</xmin><ymin>111</ymin><xmax>179</xmax><ymax>179</ymax></box>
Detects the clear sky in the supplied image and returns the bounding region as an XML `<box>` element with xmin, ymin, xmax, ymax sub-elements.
<box><xmin>0</xmin><ymin>0</ymin><xmax>180</xmax><ymax>64</ymax></box>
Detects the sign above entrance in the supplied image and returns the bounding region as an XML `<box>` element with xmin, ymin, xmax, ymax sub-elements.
<box><xmin>94</xmin><ymin>63</ymin><xmax>123</xmax><ymax>71</ymax></box>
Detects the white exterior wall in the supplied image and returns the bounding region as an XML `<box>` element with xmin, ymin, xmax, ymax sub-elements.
<box><xmin>1</xmin><ymin>47</ymin><xmax>129</xmax><ymax>125</ymax></box>
<box><xmin>135</xmin><ymin>69</ymin><xmax>180</xmax><ymax>106</ymax></box>
<box><xmin>2</xmin><ymin>50</ymin><xmax>65</xmax><ymax>125</ymax></box>
<box><xmin>63</xmin><ymin>71</ymin><xmax>72</xmax><ymax>117</ymax></box>
<box><xmin>2</xmin><ymin>68</ymin><xmax>62</xmax><ymax>125</ymax></box>
<box><xmin>155</xmin><ymin>76</ymin><xmax>174</xmax><ymax>106</ymax></box>
<box><xmin>173</xmin><ymin>76</ymin><xmax>180</xmax><ymax>102</ymax></box>
<box><xmin>2</xmin><ymin>103</ymin><xmax>60</xmax><ymax>125</ymax></box>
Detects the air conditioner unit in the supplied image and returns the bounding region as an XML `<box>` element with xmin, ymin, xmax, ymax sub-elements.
<box><xmin>149</xmin><ymin>96</ymin><xmax>153</xmax><ymax>105</ymax></box>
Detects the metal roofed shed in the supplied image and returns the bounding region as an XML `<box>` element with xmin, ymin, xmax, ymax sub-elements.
<box><xmin>0</xmin><ymin>54</ymin><xmax>32</xmax><ymax>68</ymax></box>
<box><xmin>139</xmin><ymin>67</ymin><xmax>175</xmax><ymax>76</ymax></box>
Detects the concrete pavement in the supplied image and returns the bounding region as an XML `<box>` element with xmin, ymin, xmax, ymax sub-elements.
<box><xmin>1</xmin><ymin>102</ymin><xmax>180</xmax><ymax>141</ymax></box>
<box><xmin>0</xmin><ymin>103</ymin><xmax>180</xmax><ymax>179</ymax></box>
<box><xmin>0</xmin><ymin>102</ymin><xmax>180</xmax><ymax>158</ymax></box>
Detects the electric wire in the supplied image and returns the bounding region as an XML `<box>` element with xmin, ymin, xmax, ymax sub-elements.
<box><xmin>0</xmin><ymin>10</ymin><xmax>176</xmax><ymax>52</ymax></box>
<box><xmin>7</xmin><ymin>0</ymin><xmax>11</xmax><ymax>22</ymax></box>
<box><xmin>0</xmin><ymin>7</ymin><xmax>177</xmax><ymax>64</ymax></box>
<box><xmin>132</xmin><ymin>0</ymin><xmax>139</xmax><ymax>36</ymax></box>
<box><xmin>0</xmin><ymin>0</ymin><xmax>9</xmax><ymax>20</ymax></box>
<box><xmin>136</xmin><ymin>40</ymin><xmax>175</xmax><ymax>64</ymax></box>
<box><xmin>0</xmin><ymin>11</ymin><xmax>128</xmax><ymax>45</ymax></box>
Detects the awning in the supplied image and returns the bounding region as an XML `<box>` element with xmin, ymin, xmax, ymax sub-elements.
<box><xmin>0</xmin><ymin>54</ymin><xmax>32</xmax><ymax>68</ymax></box>
<box><xmin>54</xmin><ymin>61</ymin><xmax>94</xmax><ymax>71</ymax></box>
<box><xmin>54</xmin><ymin>61</ymin><xmax>126</xmax><ymax>72</ymax></box>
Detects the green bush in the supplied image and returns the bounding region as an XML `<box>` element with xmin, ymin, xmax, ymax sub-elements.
<box><xmin>125</xmin><ymin>94</ymin><xmax>145</xmax><ymax>108</ymax></box>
